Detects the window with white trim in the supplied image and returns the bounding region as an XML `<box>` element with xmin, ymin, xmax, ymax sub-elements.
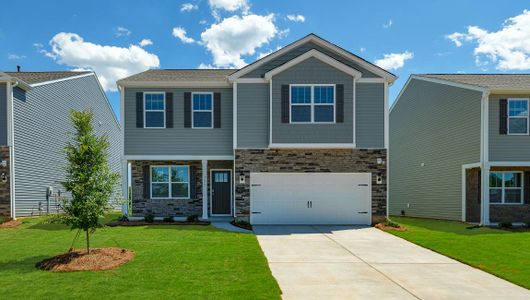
<box><xmin>489</xmin><ymin>172</ymin><xmax>523</xmax><ymax>204</ymax></box>
<box><xmin>290</xmin><ymin>85</ymin><xmax>335</xmax><ymax>123</ymax></box>
<box><xmin>508</xmin><ymin>99</ymin><xmax>529</xmax><ymax>135</ymax></box>
<box><xmin>151</xmin><ymin>166</ymin><xmax>190</xmax><ymax>199</ymax></box>
<box><xmin>144</xmin><ymin>92</ymin><xmax>165</xmax><ymax>128</ymax></box>
<box><xmin>192</xmin><ymin>92</ymin><xmax>213</xmax><ymax>128</ymax></box>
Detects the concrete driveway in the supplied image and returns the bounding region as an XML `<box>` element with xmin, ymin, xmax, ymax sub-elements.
<box><xmin>254</xmin><ymin>225</ymin><xmax>530</xmax><ymax>300</ymax></box>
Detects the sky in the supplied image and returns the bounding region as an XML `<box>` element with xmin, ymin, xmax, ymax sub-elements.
<box><xmin>1</xmin><ymin>0</ymin><xmax>530</xmax><ymax>121</ymax></box>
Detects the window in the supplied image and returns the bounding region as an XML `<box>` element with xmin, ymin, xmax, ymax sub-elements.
<box><xmin>151</xmin><ymin>166</ymin><xmax>190</xmax><ymax>199</ymax></box>
<box><xmin>489</xmin><ymin>172</ymin><xmax>523</xmax><ymax>204</ymax></box>
<box><xmin>144</xmin><ymin>92</ymin><xmax>165</xmax><ymax>128</ymax></box>
<box><xmin>508</xmin><ymin>99</ymin><xmax>529</xmax><ymax>135</ymax></box>
<box><xmin>290</xmin><ymin>85</ymin><xmax>335</xmax><ymax>123</ymax></box>
<box><xmin>192</xmin><ymin>92</ymin><xmax>213</xmax><ymax>128</ymax></box>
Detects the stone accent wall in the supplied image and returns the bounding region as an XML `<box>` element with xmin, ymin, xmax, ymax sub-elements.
<box><xmin>234</xmin><ymin>149</ymin><xmax>387</xmax><ymax>224</ymax></box>
<box><xmin>465</xmin><ymin>168</ymin><xmax>481</xmax><ymax>223</ymax></box>
<box><xmin>0</xmin><ymin>146</ymin><xmax>10</xmax><ymax>217</ymax></box>
<box><xmin>490</xmin><ymin>205</ymin><xmax>530</xmax><ymax>223</ymax></box>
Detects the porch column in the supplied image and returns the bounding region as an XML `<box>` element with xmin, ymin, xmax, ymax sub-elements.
<box><xmin>121</xmin><ymin>159</ymin><xmax>129</xmax><ymax>216</ymax></box>
<box><xmin>202</xmin><ymin>159</ymin><xmax>208</xmax><ymax>220</ymax></box>
<box><xmin>481</xmin><ymin>164</ymin><xmax>490</xmax><ymax>225</ymax></box>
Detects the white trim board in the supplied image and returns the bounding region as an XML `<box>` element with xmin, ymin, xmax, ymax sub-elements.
<box><xmin>30</xmin><ymin>72</ymin><xmax>94</xmax><ymax>87</ymax></box>
<box><xmin>268</xmin><ymin>143</ymin><xmax>356</xmax><ymax>149</ymax></box>
<box><xmin>117</xmin><ymin>81</ymin><xmax>230</xmax><ymax>88</ymax></box>
<box><xmin>124</xmin><ymin>155</ymin><xmax>234</xmax><ymax>161</ymax></box>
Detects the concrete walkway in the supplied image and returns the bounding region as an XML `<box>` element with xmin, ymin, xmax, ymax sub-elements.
<box><xmin>254</xmin><ymin>225</ymin><xmax>530</xmax><ymax>300</ymax></box>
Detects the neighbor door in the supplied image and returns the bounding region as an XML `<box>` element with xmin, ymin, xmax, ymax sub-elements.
<box><xmin>211</xmin><ymin>170</ymin><xmax>232</xmax><ymax>215</ymax></box>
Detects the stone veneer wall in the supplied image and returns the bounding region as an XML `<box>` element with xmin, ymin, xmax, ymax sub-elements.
<box><xmin>234</xmin><ymin>149</ymin><xmax>387</xmax><ymax>223</ymax></box>
<box><xmin>0</xmin><ymin>146</ymin><xmax>10</xmax><ymax>217</ymax></box>
<box><xmin>130</xmin><ymin>160</ymin><xmax>233</xmax><ymax>217</ymax></box>
<box><xmin>465</xmin><ymin>168</ymin><xmax>481</xmax><ymax>223</ymax></box>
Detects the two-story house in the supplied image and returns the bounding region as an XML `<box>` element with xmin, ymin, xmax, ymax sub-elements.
<box><xmin>0</xmin><ymin>71</ymin><xmax>122</xmax><ymax>219</ymax></box>
<box><xmin>118</xmin><ymin>34</ymin><xmax>396</xmax><ymax>225</ymax></box>
<box><xmin>390</xmin><ymin>74</ymin><xmax>530</xmax><ymax>225</ymax></box>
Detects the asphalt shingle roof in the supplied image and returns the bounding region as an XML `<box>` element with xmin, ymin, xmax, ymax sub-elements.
<box><xmin>417</xmin><ymin>74</ymin><xmax>530</xmax><ymax>90</ymax></box>
<box><xmin>118</xmin><ymin>69</ymin><xmax>237</xmax><ymax>82</ymax></box>
<box><xmin>3</xmin><ymin>71</ymin><xmax>92</xmax><ymax>84</ymax></box>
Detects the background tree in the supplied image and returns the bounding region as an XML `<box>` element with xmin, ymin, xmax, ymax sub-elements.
<box><xmin>60</xmin><ymin>110</ymin><xmax>120</xmax><ymax>254</ymax></box>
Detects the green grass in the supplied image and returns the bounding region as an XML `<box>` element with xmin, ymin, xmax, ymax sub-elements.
<box><xmin>387</xmin><ymin>216</ymin><xmax>530</xmax><ymax>289</ymax></box>
<box><xmin>0</xmin><ymin>214</ymin><xmax>281</xmax><ymax>299</ymax></box>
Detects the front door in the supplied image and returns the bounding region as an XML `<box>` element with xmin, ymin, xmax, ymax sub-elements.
<box><xmin>211</xmin><ymin>170</ymin><xmax>231</xmax><ymax>215</ymax></box>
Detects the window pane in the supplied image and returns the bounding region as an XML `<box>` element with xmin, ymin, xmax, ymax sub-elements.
<box><xmin>509</xmin><ymin>100</ymin><xmax>528</xmax><ymax>117</ymax></box>
<box><xmin>171</xmin><ymin>183</ymin><xmax>189</xmax><ymax>198</ymax></box>
<box><xmin>504</xmin><ymin>173</ymin><xmax>521</xmax><ymax>187</ymax></box>
<box><xmin>508</xmin><ymin>118</ymin><xmax>528</xmax><ymax>134</ymax></box>
<box><xmin>193</xmin><ymin>94</ymin><xmax>212</xmax><ymax>110</ymax></box>
<box><xmin>314</xmin><ymin>86</ymin><xmax>334</xmax><ymax>104</ymax></box>
<box><xmin>171</xmin><ymin>166</ymin><xmax>189</xmax><ymax>183</ymax></box>
<box><xmin>145</xmin><ymin>111</ymin><xmax>165</xmax><ymax>127</ymax></box>
<box><xmin>291</xmin><ymin>86</ymin><xmax>311</xmax><ymax>104</ymax></box>
<box><xmin>152</xmin><ymin>183</ymin><xmax>169</xmax><ymax>198</ymax></box>
<box><xmin>152</xmin><ymin>167</ymin><xmax>169</xmax><ymax>182</ymax></box>
<box><xmin>489</xmin><ymin>173</ymin><xmax>503</xmax><ymax>187</ymax></box>
<box><xmin>314</xmin><ymin>105</ymin><xmax>334</xmax><ymax>122</ymax></box>
<box><xmin>145</xmin><ymin>94</ymin><xmax>164</xmax><ymax>110</ymax></box>
<box><xmin>489</xmin><ymin>189</ymin><xmax>502</xmax><ymax>203</ymax></box>
<box><xmin>193</xmin><ymin>112</ymin><xmax>212</xmax><ymax>127</ymax></box>
<box><xmin>505</xmin><ymin>189</ymin><xmax>522</xmax><ymax>203</ymax></box>
<box><xmin>291</xmin><ymin>105</ymin><xmax>311</xmax><ymax>122</ymax></box>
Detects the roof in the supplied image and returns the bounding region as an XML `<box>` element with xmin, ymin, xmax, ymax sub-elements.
<box><xmin>3</xmin><ymin>71</ymin><xmax>92</xmax><ymax>84</ymax></box>
<box><xmin>416</xmin><ymin>74</ymin><xmax>530</xmax><ymax>90</ymax></box>
<box><xmin>118</xmin><ymin>69</ymin><xmax>237</xmax><ymax>83</ymax></box>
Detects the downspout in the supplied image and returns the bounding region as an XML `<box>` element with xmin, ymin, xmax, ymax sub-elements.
<box><xmin>8</xmin><ymin>80</ymin><xmax>18</xmax><ymax>219</ymax></box>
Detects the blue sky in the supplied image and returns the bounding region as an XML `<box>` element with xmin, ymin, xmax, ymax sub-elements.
<box><xmin>1</xmin><ymin>0</ymin><xmax>530</xmax><ymax>121</ymax></box>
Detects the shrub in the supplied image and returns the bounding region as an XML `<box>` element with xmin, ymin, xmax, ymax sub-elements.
<box><xmin>0</xmin><ymin>216</ymin><xmax>4</xmax><ymax>224</ymax></box>
<box><xmin>383</xmin><ymin>219</ymin><xmax>400</xmax><ymax>228</ymax></box>
<box><xmin>524</xmin><ymin>221</ymin><xmax>530</xmax><ymax>228</ymax></box>
<box><xmin>144</xmin><ymin>213</ymin><xmax>155</xmax><ymax>223</ymax></box>
<box><xmin>498</xmin><ymin>221</ymin><xmax>512</xmax><ymax>228</ymax></box>
<box><xmin>117</xmin><ymin>215</ymin><xmax>129</xmax><ymax>222</ymax></box>
<box><xmin>187</xmin><ymin>214</ymin><xmax>199</xmax><ymax>222</ymax></box>
<box><xmin>163</xmin><ymin>216</ymin><xmax>174</xmax><ymax>223</ymax></box>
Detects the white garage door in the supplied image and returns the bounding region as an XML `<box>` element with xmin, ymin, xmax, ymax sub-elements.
<box><xmin>250</xmin><ymin>173</ymin><xmax>371</xmax><ymax>225</ymax></box>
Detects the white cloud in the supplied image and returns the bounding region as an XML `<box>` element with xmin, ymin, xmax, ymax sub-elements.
<box><xmin>33</xmin><ymin>43</ymin><xmax>44</xmax><ymax>48</ymax></box>
<box><xmin>446</xmin><ymin>10</ymin><xmax>530</xmax><ymax>70</ymax></box>
<box><xmin>200</xmin><ymin>14</ymin><xmax>277</xmax><ymax>68</ymax></box>
<box><xmin>208</xmin><ymin>0</ymin><xmax>249</xmax><ymax>13</ymax></box>
<box><xmin>116</xmin><ymin>26</ymin><xmax>131</xmax><ymax>37</ymax></box>
<box><xmin>139</xmin><ymin>39</ymin><xmax>153</xmax><ymax>47</ymax></box>
<box><xmin>375</xmin><ymin>51</ymin><xmax>413</xmax><ymax>70</ymax></box>
<box><xmin>180</xmin><ymin>3</ymin><xmax>198</xmax><ymax>12</ymax></box>
<box><xmin>383</xmin><ymin>19</ymin><xmax>393</xmax><ymax>29</ymax></box>
<box><xmin>8</xmin><ymin>54</ymin><xmax>26</xmax><ymax>60</ymax></box>
<box><xmin>286</xmin><ymin>14</ymin><xmax>305</xmax><ymax>22</ymax></box>
<box><xmin>43</xmin><ymin>32</ymin><xmax>159</xmax><ymax>91</ymax></box>
<box><xmin>198</xmin><ymin>63</ymin><xmax>218</xmax><ymax>69</ymax></box>
<box><xmin>172</xmin><ymin>27</ymin><xmax>196</xmax><ymax>44</ymax></box>
<box><xmin>360</xmin><ymin>47</ymin><xmax>366</xmax><ymax>53</ymax></box>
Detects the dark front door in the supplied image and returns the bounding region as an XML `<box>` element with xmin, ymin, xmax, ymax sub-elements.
<box><xmin>212</xmin><ymin>170</ymin><xmax>231</xmax><ymax>215</ymax></box>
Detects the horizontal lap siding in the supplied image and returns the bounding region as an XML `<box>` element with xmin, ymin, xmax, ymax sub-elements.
<box><xmin>389</xmin><ymin>79</ymin><xmax>482</xmax><ymax>220</ymax></box>
<box><xmin>13</xmin><ymin>76</ymin><xmax>122</xmax><ymax>216</ymax></box>
<box><xmin>356</xmin><ymin>83</ymin><xmax>384</xmax><ymax>148</ymax></box>
<box><xmin>124</xmin><ymin>88</ymin><xmax>233</xmax><ymax>156</ymax></box>
<box><xmin>237</xmin><ymin>83</ymin><xmax>269</xmax><ymax>148</ymax></box>
<box><xmin>0</xmin><ymin>83</ymin><xmax>7</xmax><ymax>145</ymax></box>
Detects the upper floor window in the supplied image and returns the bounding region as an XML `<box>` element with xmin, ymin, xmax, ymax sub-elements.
<box><xmin>151</xmin><ymin>165</ymin><xmax>190</xmax><ymax>199</ymax></box>
<box><xmin>192</xmin><ymin>92</ymin><xmax>213</xmax><ymax>128</ymax></box>
<box><xmin>290</xmin><ymin>85</ymin><xmax>335</xmax><ymax>123</ymax></box>
<box><xmin>508</xmin><ymin>99</ymin><xmax>529</xmax><ymax>135</ymax></box>
<box><xmin>144</xmin><ymin>92</ymin><xmax>165</xmax><ymax>128</ymax></box>
<box><xmin>489</xmin><ymin>172</ymin><xmax>523</xmax><ymax>204</ymax></box>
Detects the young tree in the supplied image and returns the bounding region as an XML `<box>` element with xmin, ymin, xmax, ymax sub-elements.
<box><xmin>61</xmin><ymin>110</ymin><xmax>120</xmax><ymax>254</ymax></box>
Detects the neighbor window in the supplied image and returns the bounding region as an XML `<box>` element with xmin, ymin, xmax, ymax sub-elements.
<box><xmin>144</xmin><ymin>92</ymin><xmax>165</xmax><ymax>128</ymax></box>
<box><xmin>192</xmin><ymin>93</ymin><xmax>213</xmax><ymax>128</ymax></box>
<box><xmin>290</xmin><ymin>85</ymin><xmax>335</xmax><ymax>123</ymax></box>
<box><xmin>489</xmin><ymin>172</ymin><xmax>523</xmax><ymax>204</ymax></box>
<box><xmin>151</xmin><ymin>166</ymin><xmax>190</xmax><ymax>199</ymax></box>
<box><xmin>508</xmin><ymin>99</ymin><xmax>529</xmax><ymax>135</ymax></box>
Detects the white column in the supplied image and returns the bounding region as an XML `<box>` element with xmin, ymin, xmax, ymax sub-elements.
<box><xmin>481</xmin><ymin>164</ymin><xmax>490</xmax><ymax>225</ymax></box>
<box><xmin>202</xmin><ymin>159</ymin><xmax>208</xmax><ymax>220</ymax></box>
<box><xmin>121</xmin><ymin>159</ymin><xmax>129</xmax><ymax>216</ymax></box>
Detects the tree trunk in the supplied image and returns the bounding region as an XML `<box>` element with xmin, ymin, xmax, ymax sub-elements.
<box><xmin>85</xmin><ymin>230</ymin><xmax>90</xmax><ymax>254</ymax></box>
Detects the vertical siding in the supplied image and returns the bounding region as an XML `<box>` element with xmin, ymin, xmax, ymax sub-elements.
<box><xmin>489</xmin><ymin>94</ymin><xmax>530</xmax><ymax>161</ymax></box>
<box><xmin>124</xmin><ymin>87</ymin><xmax>233</xmax><ymax>156</ymax></box>
<box><xmin>13</xmin><ymin>75</ymin><xmax>122</xmax><ymax>216</ymax></box>
<box><xmin>271</xmin><ymin>57</ymin><xmax>354</xmax><ymax>144</ymax></box>
<box><xmin>389</xmin><ymin>79</ymin><xmax>482</xmax><ymax>220</ymax></box>
<box><xmin>356</xmin><ymin>83</ymin><xmax>384</xmax><ymax>148</ymax></box>
<box><xmin>0</xmin><ymin>83</ymin><xmax>7</xmax><ymax>145</ymax></box>
<box><xmin>237</xmin><ymin>83</ymin><xmax>269</xmax><ymax>148</ymax></box>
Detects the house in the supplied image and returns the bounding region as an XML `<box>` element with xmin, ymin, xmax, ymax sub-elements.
<box><xmin>389</xmin><ymin>74</ymin><xmax>530</xmax><ymax>225</ymax></box>
<box><xmin>0</xmin><ymin>71</ymin><xmax>122</xmax><ymax>219</ymax></box>
<box><xmin>118</xmin><ymin>34</ymin><xmax>396</xmax><ymax>225</ymax></box>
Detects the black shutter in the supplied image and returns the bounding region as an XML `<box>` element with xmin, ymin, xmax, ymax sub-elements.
<box><xmin>165</xmin><ymin>92</ymin><xmax>173</xmax><ymax>128</ymax></box>
<box><xmin>214</xmin><ymin>92</ymin><xmax>221</xmax><ymax>128</ymax></box>
<box><xmin>184</xmin><ymin>92</ymin><xmax>192</xmax><ymax>128</ymax></box>
<box><xmin>136</xmin><ymin>92</ymin><xmax>143</xmax><ymax>128</ymax></box>
<box><xmin>190</xmin><ymin>166</ymin><xmax>197</xmax><ymax>199</ymax></box>
<box><xmin>499</xmin><ymin>99</ymin><xmax>508</xmax><ymax>135</ymax></box>
<box><xmin>336</xmin><ymin>84</ymin><xmax>344</xmax><ymax>123</ymax></box>
<box><xmin>143</xmin><ymin>165</ymin><xmax>150</xmax><ymax>199</ymax></box>
<box><xmin>525</xmin><ymin>172</ymin><xmax>530</xmax><ymax>204</ymax></box>
<box><xmin>281</xmin><ymin>85</ymin><xmax>289</xmax><ymax>123</ymax></box>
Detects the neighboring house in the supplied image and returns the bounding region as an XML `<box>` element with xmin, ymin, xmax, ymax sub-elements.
<box><xmin>118</xmin><ymin>34</ymin><xmax>396</xmax><ymax>225</ymax></box>
<box><xmin>390</xmin><ymin>74</ymin><xmax>530</xmax><ymax>225</ymax></box>
<box><xmin>0</xmin><ymin>71</ymin><xmax>122</xmax><ymax>219</ymax></box>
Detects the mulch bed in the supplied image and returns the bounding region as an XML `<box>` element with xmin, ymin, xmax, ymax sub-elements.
<box><xmin>230</xmin><ymin>220</ymin><xmax>252</xmax><ymax>231</ymax></box>
<box><xmin>498</xmin><ymin>226</ymin><xmax>530</xmax><ymax>232</ymax></box>
<box><xmin>36</xmin><ymin>248</ymin><xmax>134</xmax><ymax>272</ymax></box>
<box><xmin>107</xmin><ymin>220</ymin><xmax>210</xmax><ymax>227</ymax></box>
<box><xmin>375</xmin><ymin>223</ymin><xmax>407</xmax><ymax>232</ymax></box>
<box><xmin>0</xmin><ymin>219</ymin><xmax>22</xmax><ymax>228</ymax></box>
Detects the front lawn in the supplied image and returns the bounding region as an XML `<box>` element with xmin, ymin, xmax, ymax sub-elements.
<box><xmin>387</xmin><ymin>216</ymin><xmax>530</xmax><ymax>289</ymax></box>
<box><xmin>0</xmin><ymin>215</ymin><xmax>281</xmax><ymax>299</ymax></box>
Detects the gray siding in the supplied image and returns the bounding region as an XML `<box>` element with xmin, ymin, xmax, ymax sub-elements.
<box><xmin>271</xmin><ymin>57</ymin><xmax>354</xmax><ymax>144</ymax></box>
<box><xmin>389</xmin><ymin>79</ymin><xmax>482</xmax><ymax>220</ymax></box>
<box><xmin>237</xmin><ymin>83</ymin><xmax>269</xmax><ymax>148</ymax></box>
<box><xmin>13</xmin><ymin>75</ymin><xmax>122</xmax><ymax>216</ymax></box>
<box><xmin>489</xmin><ymin>94</ymin><xmax>530</xmax><ymax>161</ymax></box>
<box><xmin>124</xmin><ymin>88</ymin><xmax>233</xmax><ymax>156</ymax></box>
<box><xmin>0</xmin><ymin>83</ymin><xmax>7</xmax><ymax>145</ymax></box>
<box><xmin>244</xmin><ymin>41</ymin><xmax>381</xmax><ymax>78</ymax></box>
<box><xmin>356</xmin><ymin>83</ymin><xmax>385</xmax><ymax>148</ymax></box>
